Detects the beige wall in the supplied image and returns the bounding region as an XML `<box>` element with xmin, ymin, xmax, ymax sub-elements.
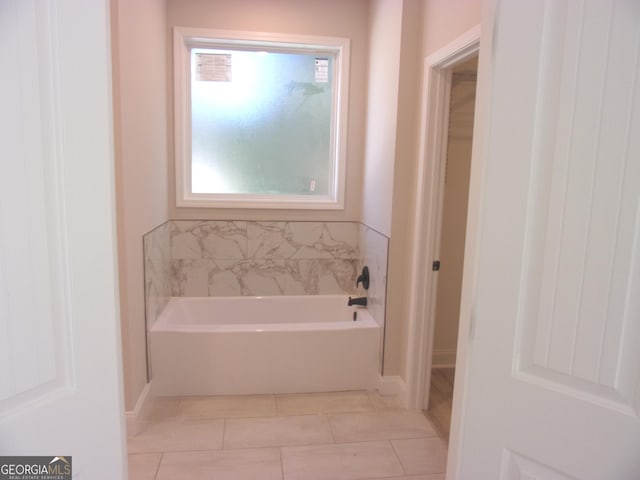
<box><xmin>380</xmin><ymin>0</ymin><xmax>424</xmax><ymax>375</ymax></box>
<box><xmin>166</xmin><ymin>0</ymin><xmax>369</xmax><ymax>222</ymax></box>
<box><xmin>361</xmin><ymin>0</ymin><xmax>402</xmax><ymax>237</ymax></box>
<box><xmin>383</xmin><ymin>0</ymin><xmax>482</xmax><ymax>377</ymax></box>
<box><xmin>112</xmin><ymin>0</ymin><xmax>169</xmax><ymax>410</ymax></box>
<box><xmin>112</xmin><ymin>0</ymin><xmax>484</xmax><ymax>404</ymax></box>
<box><xmin>114</xmin><ymin>0</ymin><xmax>369</xmax><ymax>409</ymax></box>
<box><xmin>422</xmin><ymin>0</ymin><xmax>483</xmax><ymax>57</ymax></box>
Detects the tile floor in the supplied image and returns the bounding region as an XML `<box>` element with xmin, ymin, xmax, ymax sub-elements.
<box><xmin>128</xmin><ymin>390</ymin><xmax>447</xmax><ymax>480</ymax></box>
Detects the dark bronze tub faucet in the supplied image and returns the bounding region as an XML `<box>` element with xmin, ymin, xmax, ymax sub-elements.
<box><xmin>348</xmin><ymin>296</ymin><xmax>367</xmax><ymax>307</ymax></box>
<box><xmin>356</xmin><ymin>266</ymin><xmax>370</xmax><ymax>290</ymax></box>
<box><xmin>350</xmin><ymin>266</ymin><xmax>370</xmax><ymax>307</ymax></box>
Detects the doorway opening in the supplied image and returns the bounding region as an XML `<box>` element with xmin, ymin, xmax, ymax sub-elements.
<box><xmin>423</xmin><ymin>56</ymin><xmax>478</xmax><ymax>442</ymax></box>
<box><xmin>405</xmin><ymin>25</ymin><xmax>482</xmax><ymax>455</ymax></box>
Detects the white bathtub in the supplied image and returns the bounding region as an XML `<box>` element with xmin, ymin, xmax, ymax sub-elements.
<box><xmin>150</xmin><ymin>295</ymin><xmax>381</xmax><ymax>396</ymax></box>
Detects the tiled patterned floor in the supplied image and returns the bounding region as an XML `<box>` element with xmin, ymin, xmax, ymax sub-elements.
<box><xmin>128</xmin><ymin>391</ymin><xmax>447</xmax><ymax>480</ymax></box>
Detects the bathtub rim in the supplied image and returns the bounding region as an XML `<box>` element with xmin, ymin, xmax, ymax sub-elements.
<box><xmin>152</xmin><ymin>295</ymin><xmax>378</xmax><ymax>333</ymax></box>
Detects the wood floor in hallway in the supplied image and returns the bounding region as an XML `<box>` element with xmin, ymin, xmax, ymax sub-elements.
<box><xmin>423</xmin><ymin>368</ymin><xmax>455</xmax><ymax>443</ymax></box>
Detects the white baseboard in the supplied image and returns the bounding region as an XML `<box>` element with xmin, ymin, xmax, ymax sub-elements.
<box><xmin>125</xmin><ymin>381</ymin><xmax>153</xmax><ymax>437</ymax></box>
<box><xmin>377</xmin><ymin>375</ymin><xmax>408</xmax><ymax>407</ymax></box>
<box><xmin>432</xmin><ymin>349</ymin><xmax>457</xmax><ymax>368</ymax></box>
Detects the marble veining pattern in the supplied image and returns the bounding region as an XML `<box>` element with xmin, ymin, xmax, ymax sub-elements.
<box><xmin>358</xmin><ymin>224</ymin><xmax>389</xmax><ymax>328</ymax></box>
<box><xmin>169</xmin><ymin>221</ymin><xmax>360</xmax><ymax>298</ymax></box>
<box><xmin>143</xmin><ymin>222</ymin><xmax>171</xmax><ymax>333</ymax></box>
<box><xmin>143</xmin><ymin>220</ymin><xmax>388</xmax><ymax>329</ymax></box>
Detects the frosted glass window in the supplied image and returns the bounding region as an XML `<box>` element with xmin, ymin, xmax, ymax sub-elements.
<box><xmin>191</xmin><ymin>49</ymin><xmax>333</xmax><ymax>196</ymax></box>
<box><xmin>174</xmin><ymin>28</ymin><xmax>350</xmax><ymax>209</ymax></box>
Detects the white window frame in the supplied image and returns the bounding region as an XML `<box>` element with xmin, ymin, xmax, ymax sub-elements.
<box><xmin>173</xmin><ymin>27</ymin><xmax>350</xmax><ymax>209</ymax></box>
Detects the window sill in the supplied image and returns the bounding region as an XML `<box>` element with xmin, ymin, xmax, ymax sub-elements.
<box><xmin>177</xmin><ymin>193</ymin><xmax>345</xmax><ymax>210</ymax></box>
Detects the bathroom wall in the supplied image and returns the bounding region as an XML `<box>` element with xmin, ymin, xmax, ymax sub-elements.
<box><xmin>144</xmin><ymin>220</ymin><xmax>388</xmax><ymax>328</ymax></box>
<box><xmin>383</xmin><ymin>0</ymin><xmax>482</xmax><ymax>379</ymax></box>
<box><xmin>115</xmin><ymin>0</ymin><xmax>484</xmax><ymax>411</ymax></box>
<box><xmin>358</xmin><ymin>0</ymin><xmax>425</xmax><ymax>376</ymax></box>
<box><xmin>111</xmin><ymin>0</ymin><xmax>169</xmax><ymax>411</ymax></box>
<box><xmin>383</xmin><ymin>0</ymin><xmax>424</xmax><ymax>377</ymax></box>
<box><xmin>422</xmin><ymin>0</ymin><xmax>483</xmax><ymax>57</ymax></box>
<box><xmin>114</xmin><ymin>0</ymin><xmax>370</xmax><ymax>413</ymax></box>
<box><xmin>165</xmin><ymin>0</ymin><xmax>369</xmax><ymax>222</ymax></box>
<box><xmin>361</xmin><ymin>0</ymin><xmax>402</xmax><ymax>237</ymax></box>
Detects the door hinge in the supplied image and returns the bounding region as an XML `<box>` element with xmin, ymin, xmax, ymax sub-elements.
<box><xmin>432</xmin><ymin>260</ymin><xmax>441</xmax><ymax>271</ymax></box>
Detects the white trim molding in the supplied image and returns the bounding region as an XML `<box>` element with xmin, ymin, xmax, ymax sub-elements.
<box><xmin>432</xmin><ymin>349</ymin><xmax>458</xmax><ymax>368</ymax></box>
<box><xmin>403</xmin><ymin>15</ymin><xmax>496</xmax><ymax>479</ymax></box>
<box><xmin>125</xmin><ymin>381</ymin><xmax>154</xmax><ymax>437</ymax></box>
<box><xmin>173</xmin><ymin>27</ymin><xmax>350</xmax><ymax>210</ymax></box>
<box><xmin>377</xmin><ymin>375</ymin><xmax>408</xmax><ymax>406</ymax></box>
<box><xmin>405</xmin><ymin>25</ymin><xmax>481</xmax><ymax>412</ymax></box>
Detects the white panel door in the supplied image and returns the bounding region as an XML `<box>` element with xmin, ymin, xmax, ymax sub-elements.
<box><xmin>0</xmin><ymin>0</ymin><xmax>126</xmax><ymax>478</ymax></box>
<box><xmin>458</xmin><ymin>0</ymin><xmax>640</xmax><ymax>478</ymax></box>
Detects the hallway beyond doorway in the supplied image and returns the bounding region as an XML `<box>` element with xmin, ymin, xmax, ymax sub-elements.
<box><xmin>424</xmin><ymin>368</ymin><xmax>455</xmax><ymax>443</ymax></box>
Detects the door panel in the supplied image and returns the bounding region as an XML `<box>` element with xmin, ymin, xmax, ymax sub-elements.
<box><xmin>0</xmin><ymin>0</ymin><xmax>74</xmax><ymax>416</ymax></box>
<box><xmin>0</xmin><ymin>0</ymin><xmax>126</xmax><ymax>477</ymax></box>
<box><xmin>459</xmin><ymin>0</ymin><xmax>640</xmax><ymax>478</ymax></box>
<box><xmin>515</xmin><ymin>0</ymin><xmax>640</xmax><ymax>415</ymax></box>
<box><xmin>502</xmin><ymin>450</ymin><xmax>577</xmax><ymax>480</ymax></box>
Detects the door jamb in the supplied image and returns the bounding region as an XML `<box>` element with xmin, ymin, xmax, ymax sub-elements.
<box><xmin>405</xmin><ymin>25</ymin><xmax>481</xmax><ymax>413</ymax></box>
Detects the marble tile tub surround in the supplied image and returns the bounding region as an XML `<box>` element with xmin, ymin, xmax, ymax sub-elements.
<box><xmin>170</xmin><ymin>221</ymin><xmax>360</xmax><ymax>297</ymax></box>
<box><xmin>143</xmin><ymin>221</ymin><xmax>172</xmax><ymax>338</ymax></box>
<box><xmin>359</xmin><ymin>223</ymin><xmax>389</xmax><ymax>334</ymax></box>
<box><xmin>143</xmin><ymin>220</ymin><xmax>388</xmax><ymax>325</ymax></box>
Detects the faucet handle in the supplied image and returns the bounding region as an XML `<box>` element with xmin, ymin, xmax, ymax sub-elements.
<box><xmin>356</xmin><ymin>266</ymin><xmax>370</xmax><ymax>290</ymax></box>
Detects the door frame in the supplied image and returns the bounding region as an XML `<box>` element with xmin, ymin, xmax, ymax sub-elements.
<box><xmin>405</xmin><ymin>25</ymin><xmax>481</xmax><ymax>412</ymax></box>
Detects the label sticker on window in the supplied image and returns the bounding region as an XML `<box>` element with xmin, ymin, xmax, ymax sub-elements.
<box><xmin>315</xmin><ymin>58</ymin><xmax>329</xmax><ymax>83</ymax></box>
<box><xmin>195</xmin><ymin>53</ymin><xmax>232</xmax><ymax>82</ymax></box>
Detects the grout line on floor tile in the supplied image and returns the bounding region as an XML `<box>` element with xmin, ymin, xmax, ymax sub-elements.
<box><xmin>365</xmin><ymin>390</ymin><xmax>376</xmax><ymax>409</ymax></box>
<box><xmin>325</xmin><ymin>413</ymin><xmax>337</xmax><ymax>444</ymax></box>
<box><xmin>221</xmin><ymin>417</ymin><xmax>228</xmax><ymax>450</ymax></box>
<box><xmin>317</xmin><ymin>434</ymin><xmax>436</xmax><ymax>447</ymax></box>
<box><xmin>153</xmin><ymin>452</ymin><xmax>163</xmax><ymax>480</ymax></box>
<box><xmin>128</xmin><ymin>391</ymin><xmax>452</xmax><ymax>477</ymax></box>
<box><xmin>321</xmin><ymin>413</ymin><xmax>336</xmax><ymax>445</ymax></box>
<box><xmin>278</xmin><ymin>446</ymin><xmax>285</xmax><ymax>480</ymax></box>
<box><xmin>387</xmin><ymin>438</ymin><xmax>409</xmax><ymax>476</ymax></box>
